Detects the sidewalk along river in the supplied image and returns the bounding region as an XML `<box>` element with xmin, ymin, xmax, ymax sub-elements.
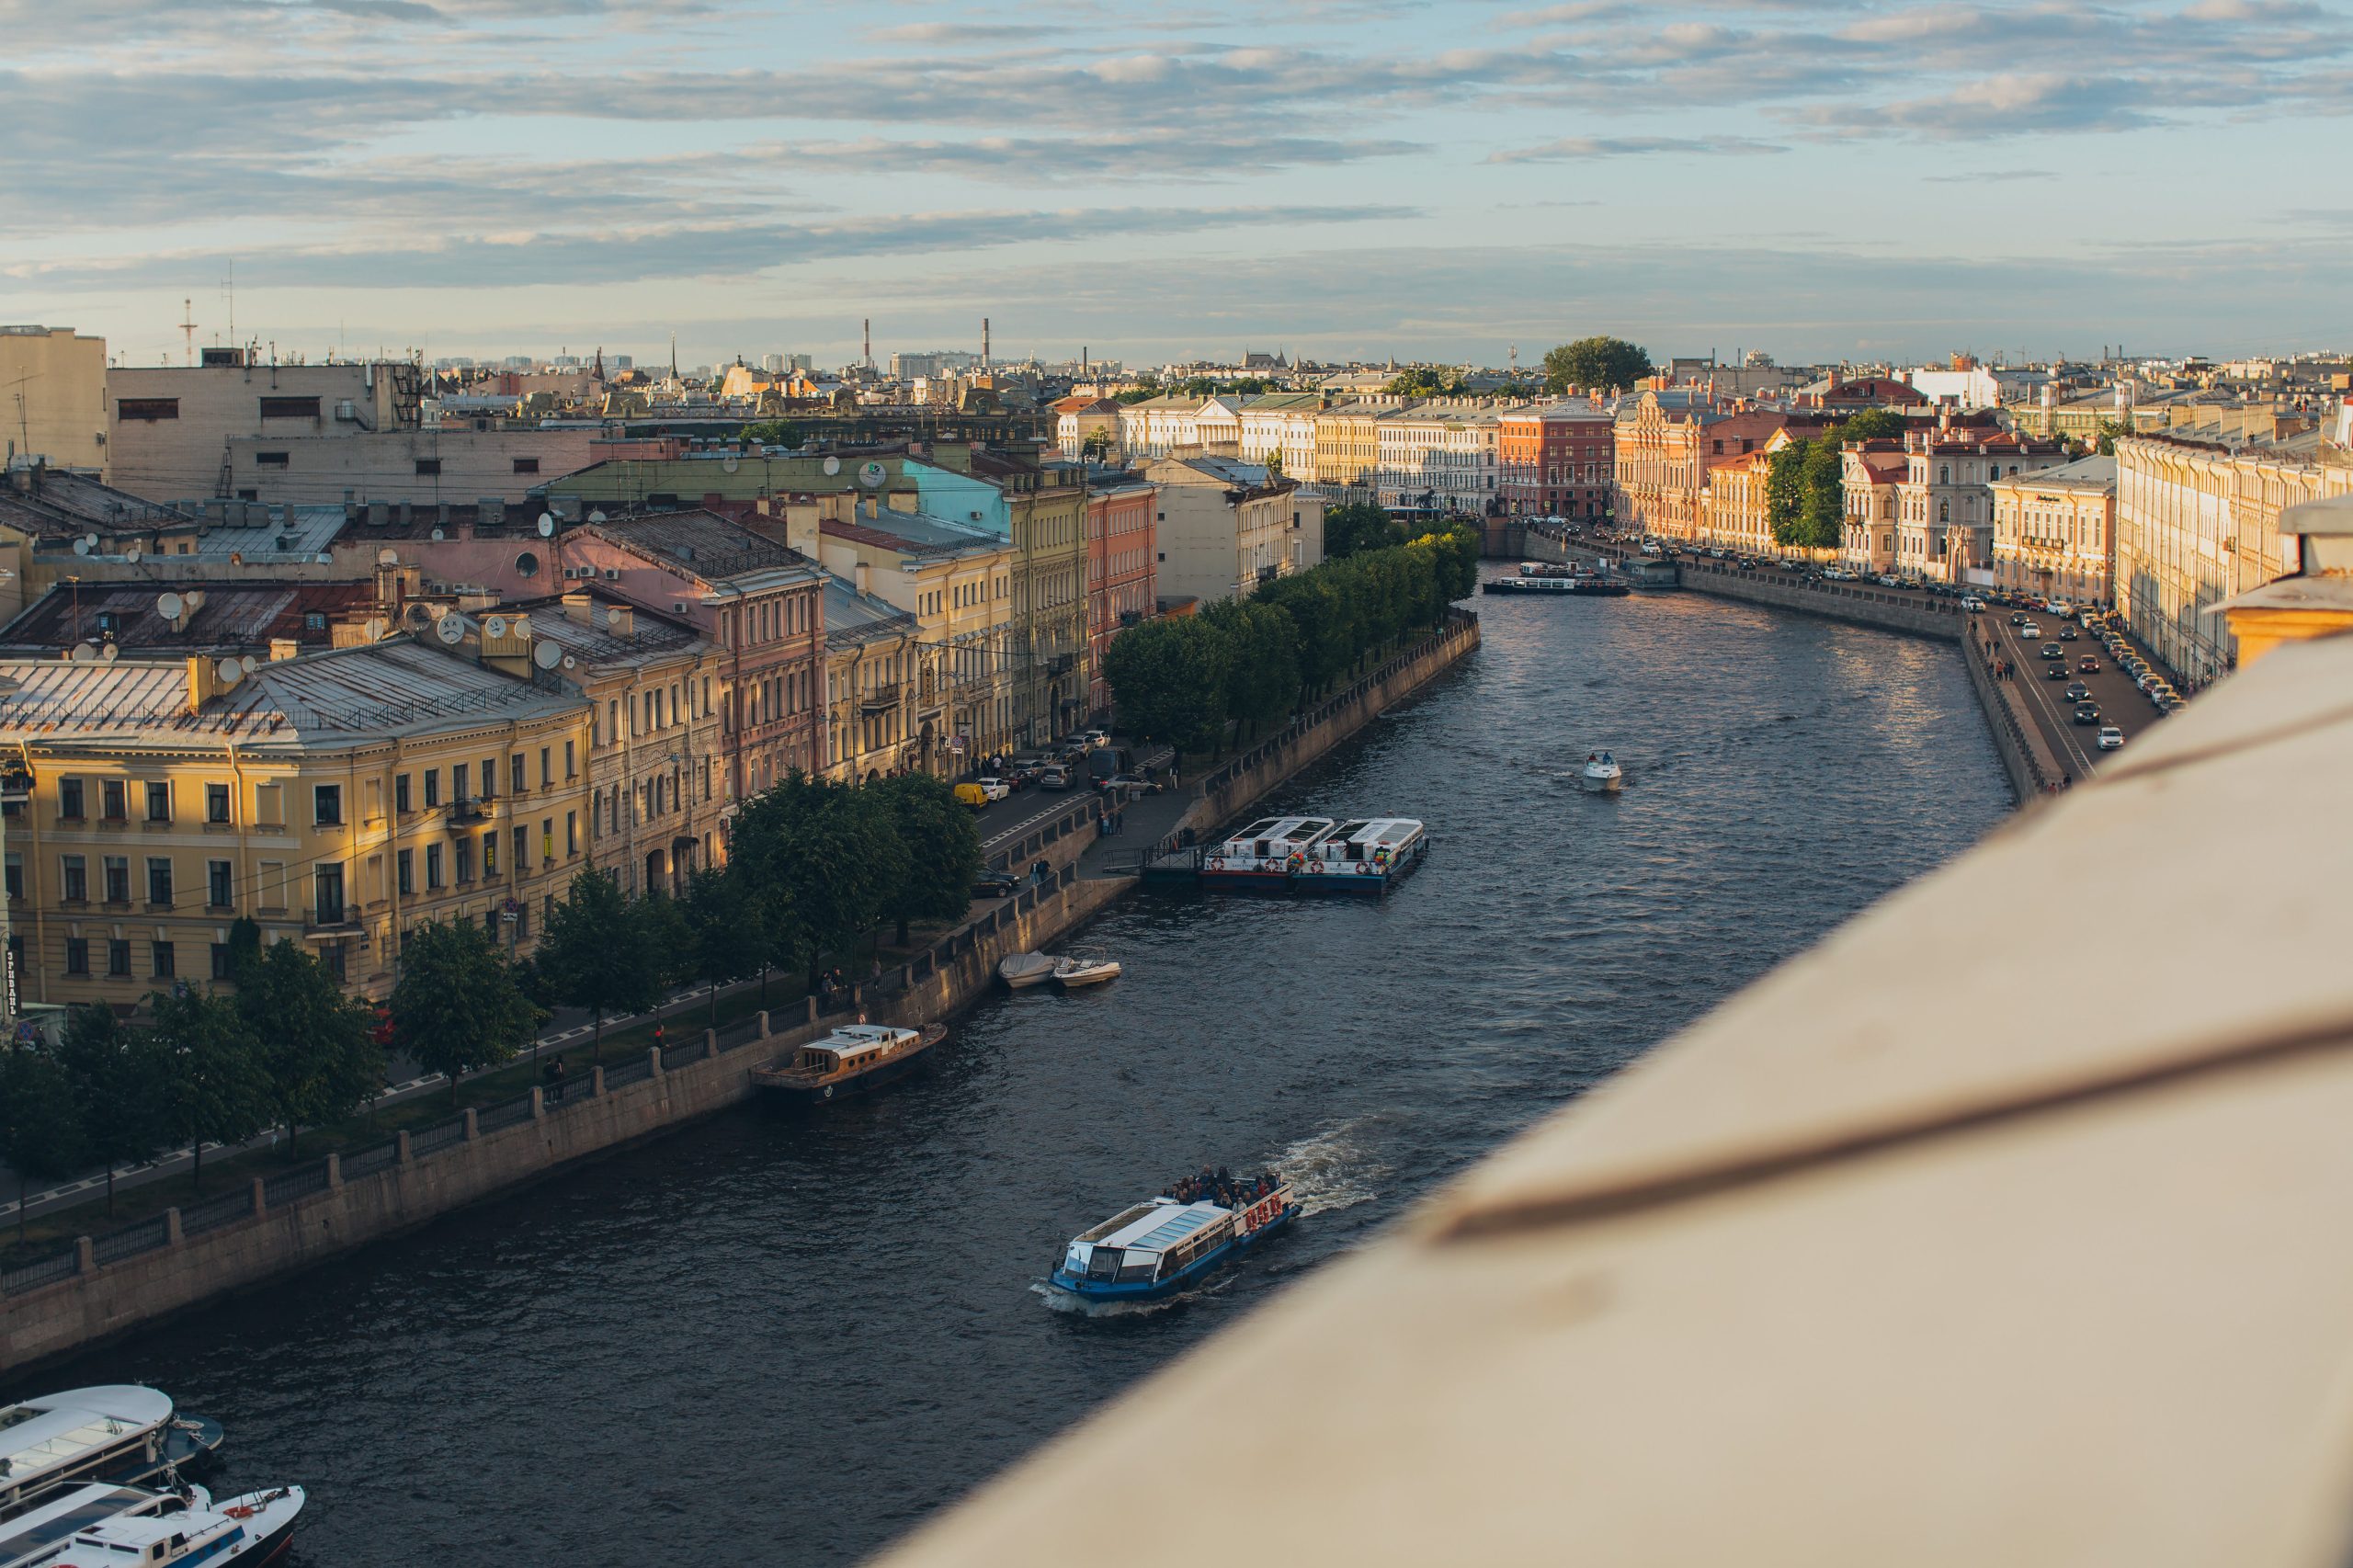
<box><xmin>14</xmin><ymin>569</ymin><xmax>2011</xmax><ymax>1568</ymax></box>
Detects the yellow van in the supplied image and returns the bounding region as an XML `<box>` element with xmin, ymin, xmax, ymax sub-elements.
<box><xmin>954</xmin><ymin>782</ymin><xmax>990</xmax><ymax>810</ymax></box>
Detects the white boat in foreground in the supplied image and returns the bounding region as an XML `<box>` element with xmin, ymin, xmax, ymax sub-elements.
<box><xmin>1</xmin><ymin>1482</ymin><xmax>210</xmax><ymax>1568</ymax></box>
<box><xmin>0</xmin><ymin>1387</ymin><xmax>222</xmax><ymax>1520</ymax></box>
<box><xmin>1581</xmin><ymin>752</ymin><xmax>1623</xmax><ymax>793</ymax></box>
<box><xmin>1051</xmin><ymin>951</ymin><xmax>1121</xmax><ymax>989</ymax></box>
<box><xmin>997</xmin><ymin>952</ymin><xmax>1058</xmax><ymax>990</ymax></box>
<box><xmin>33</xmin><ymin>1486</ymin><xmax>302</xmax><ymax>1567</ymax></box>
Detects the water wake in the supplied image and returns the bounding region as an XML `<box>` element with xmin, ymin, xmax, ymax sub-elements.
<box><xmin>1272</xmin><ymin>1119</ymin><xmax>1390</xmax><ymax>1217</ymax></box>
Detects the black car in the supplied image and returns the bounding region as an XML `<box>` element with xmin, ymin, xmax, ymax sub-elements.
<box><xmin>2040</xmin><ymin>642</ymin><xmax>2065</xmax><ymax>658</ymax></box>
<box><xmin>971</xmin><ymin>869</ymin><xmax>1019</xmax><ymax>900</ymax></box>
<box><xmin>2044</xmin><ymin>661</ymin><xmax>2071</xmax><ymax>679</ymax></box>
<box><xmin>2064</xmin><ymin>682</ymin><xmax>2091</xmax><ymax>701</ymax></box>
<box><xmin>2058</xmin><ymin>628</ymin><xmax>2077</xmax><ymax>641</ymax></box>
<box><xmin>2073</xmin><ymin>703</ymin><xmax>2101</xmax><ymax>725</ymax></box>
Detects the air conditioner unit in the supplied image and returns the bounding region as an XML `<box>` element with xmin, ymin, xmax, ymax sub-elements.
<box><xmin>604</xmin><ymin>567</ymin><xmax>620</xmax><ymax>580</ymax></box>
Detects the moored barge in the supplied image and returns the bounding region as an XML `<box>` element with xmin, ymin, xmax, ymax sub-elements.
<box><xmin>1199</xmin><ymin>816</ymin><xmax>1336</xmax><ymax>889</ymax></box>
<box><xmin>750</xmin><ymin>1023</ymin><xmax>947</xmax><ymax>1104</ymax></box>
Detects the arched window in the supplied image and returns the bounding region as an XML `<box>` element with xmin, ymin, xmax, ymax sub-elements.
<box><xmin>1938</xmin><ymin>464</ymin><xmax>1949</xmax><ymax>485</ymax></box>
<box><xmin>1938</xmin><ymin>500</ymin><xmax>1950</xmax><ymax>523</ymax></box>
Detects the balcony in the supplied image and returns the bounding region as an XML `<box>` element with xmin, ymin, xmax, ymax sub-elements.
<box><xmin>450</xmin><ymin>796</ymin><xmax>494</xmax><ymax>824</ymax></box>
<box><xmin>859</xmin><ymin>681</ymin><xmax>902</xmax><ymax>715</ymax></box>
<box><xmin>303</xmin><ymin>906</ymin><xmax>358</xmax><ymax>939</ymax></box>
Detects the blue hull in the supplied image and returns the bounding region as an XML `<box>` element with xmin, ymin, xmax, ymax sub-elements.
<box><xmin>1048</xmin><ymin>1206</ymin><xmax>1297</xmax><ymax>1303</ymax></box>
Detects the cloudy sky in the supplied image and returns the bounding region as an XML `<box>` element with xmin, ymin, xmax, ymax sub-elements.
<box><xmin>4</xmin><ymin>0</ymin><xmax>2347</xmax><ymax>369</ymax></box>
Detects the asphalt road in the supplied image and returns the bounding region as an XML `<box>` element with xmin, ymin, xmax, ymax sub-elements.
<box><xmin>1974</xmin><ymin>608</ymin><xmax>2173</xmax><ymax>779</ymax></box>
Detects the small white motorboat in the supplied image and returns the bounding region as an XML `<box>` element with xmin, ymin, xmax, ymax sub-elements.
<box><xmin>1051</xmin><ymin>951</ymin><xmax>1122</xmax><ymax>989</ymax></box>
<box><xmin>998</xmin><ymin>952</ymin><xmax>1058</xmax><ymax>990</ymax></box>
<box><xmin>1581</xmin><ymin>751</ymin><xmax>1623</xmax><ymax>793</ymax></box>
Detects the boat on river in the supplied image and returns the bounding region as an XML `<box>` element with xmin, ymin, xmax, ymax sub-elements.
<box><xmin>1199</xmin><ymin>816</ymin><xmax>1336</xmax><ymax>889</ymax></box>
<box><xmin>1483</xmin><ymin>563</ymin><xmax>1630</xmax><ymax>597</ymax></box>
<box><xmin>0</xmin><ymin>1388</ymin><xmax>222</xmax><ymax>1523</ymax></box>
<box><xmin>1582</xmin><ymin>752</ymin><xmax>1623</xmax><ymax>793</ymax></box>
<box><xmin>1047</xmin><ymin>1175</ymin><xmax>1296</xmax><ymax>1306</ymax></box>
<box><xmin>1291</xmin><ymin>818</ymin><xmax>1430</xmax><ymax>894</ymax></box>
<box><xmin>997</xmin><ymin>952</ymin><xmax>1057</xmax><ymax>990</ymax></box>
<box><xmin>1051</xmin><ymin>951</ymin><xmax>1121</xmax><ymax>988</ymax></box>
<box><xmin>749</xmin><ymin>1024</ymin><xmax>948</xmax><ymax>1104</ymax></box>
<box><xmin>1</xmin><ymin>1482</ymin><xmax>212</xmax><ymax>1568</ymax></box>
<box><xmin>34</xmin><ymin>1485</ymin><xmax>303</xmax><ymax>1567</ymax></box>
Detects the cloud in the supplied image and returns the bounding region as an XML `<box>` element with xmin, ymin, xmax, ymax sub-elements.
<box><xmin>1486</xmin><ymin>134</ymin><xmax>1789</xmax><ymax>161</ymax></box>
<box><xmin>1921</xmin><ymin>167</ymin><xmax>2061</xmax><ymax>181</ymax></box>
<box><xmin>861</xmin><ymin>20</ymin><xmax>1056</xmax><ymax>44</ymax></box>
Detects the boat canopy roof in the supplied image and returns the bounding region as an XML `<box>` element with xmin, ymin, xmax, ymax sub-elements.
<box><xmin>0</xmin><ymin>1484</ymin><xmax>153</xmax><ymax>1564</ymax></box>
<box><xmin>1331</xmin><ymin>818</ymin><xmax>1424</xmax><ymax>846</ymax></box>
<box><xmin>0</xmin><ymin>1386</ymin><xmax>169</xmax><ymax>1489</ymax></box>
<box><xmin>811</xmin><ymin>1025</ymin><xmax>918</xmax><ymax>1065</ymax></box>
<box><xmin>1222</xmin><ymin>816</ymin><xmax>1334</xmax><ymax>846</ymax></box>
<box><xmin>1096</xmin><ymin>1200</ymin><xmax>1229</xmax><ymax>1254</ymax></box>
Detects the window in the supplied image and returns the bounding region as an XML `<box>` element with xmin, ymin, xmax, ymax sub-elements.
<box><xmin>513</xmin><ymin>457</ymin><xmax>540</xmax><ymax>474</ymax></box>
<box><xmin>303</xmin><ymin>611</ymin><xmax>327</xmax><ymax>632</ymax></box>
<box><xmin>145</xmin><ymin>781</ymin><xmax>171</xmax><ymax>823</ymax></box>
<box><xmin>564</xmin><ymin>740</ymin><xmax>575</xmax><ymax>778</ymax></box>
<box><xmin>147</xmin><ymin>857</ymin><xmax>173</xmax><ymax>905</ymax></box>
<box><xmin>118</xmin><ymin>396</ymin><xmax>179</xmax><ymax>421</ymax></box>
<box><xmin>396</xmin><ymin>773</ymin><xmax>412</xmax><ymax>813</ymax></box>
<box><xmin>206</xmin><ymin>782</ymin><xmax>231</xmax><ymax>824</ymax></box>
<box><xmin>481</xmin><ymin>756</ymin><xmax>497</xmax><ymax>797</ymax></box>
<box><xmin>209</xmin><ymin>859</ymin><xmax>233</xmax><ymax>907</ymax></box>
<box><xmin>256</xmin><ymin>451</ymin><xmax>290</xmax><ymax>468</ymax></box>
<box><xmin>258</xmin><ymin>395</ymin><xmax>322</xmax><ymax>419</ymax></box>
<box><xmin>455</xmin><ymin>838</ymin><xmax>473</xmax><ymax>883</ymax></box>
<box><xmin>452</xmin><ymin>762</ymin><xmax>471</xmax><ymax>801</ymax></box>
<box><xmin>62</xmin><ymin>855</ymin><xmax>87</xmax><ymax>903</ymax></box>
<box><xmin>540</xmin><ymin>747</ymin><xmax>551</xmax><ymax>788</ymax></box>
<box><xmin>397</xmin><ymin>848</ymin><xmax>414</xmax><ymax>895</ymax></box>
<box><xmin>66</xmin><ymin>937</ymin><xmax>89</xmax><ymax>976</ymax></box>
<box><xmin>210</xmin><ymin>943</ymin><xmax>232</xmax><ymax>981</ymax></box>
<box><xmin>424</xmin><ymin>768</ymin><xmax>440</xmax><ymax>808</ymax></box>
<box><xmin>59</xmin><ymin>778</ymin><xmax>84</xmax><ymax>820</ymax></box>
<box><xmin>565</xmin><ymin>811</ymin><xmax>578</xmax><ymax>855</ymax></box>
<box><xmin>153</xmin><ymin>941</ymin><xmax>176</xmax><ymax>979</ymax></box>
<box><xmin>483</xmin><ymin>831</ymin><xmax>498</xmax><ymax>877</ymax></box>
<box><xmin>513</xmin><ymin>825</ymin><xmax>528</xmax><ymax>875</ymax></box>
<box><xmin>104</xmin><ymin>856</ymin><xmax>130</xmax><ymax>903</ymax></box>
<box><xmin>314</xmin><ymin>783</ymin><xmax>343</xmax><ymax>825</ymax></box>
<box><xmin>511</xmin><ymin>754</ymin><xmax>526</xmax><ymax>793</ymax></box>
<box><xmin>415</xmin><ymin>458</ymin><xmax>442</xmax><ymax>476</ymax></box>
<box><xmin>2</xmin><ymin>853</ymin><xmax>18</xmax><ymax>901</ymax></box>
<box><xmin>425</xmin><ymin>843</ymin><xmax>444</xmax><ymax>889</ymax></box>
<box><xmin>108</xmin><ymin>938</ymin><xmax>131</xmax><ymax>977</ymax></box>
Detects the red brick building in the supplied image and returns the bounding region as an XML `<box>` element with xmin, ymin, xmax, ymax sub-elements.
<box><xmin>1498</xmin><ymin>400</ymin><xmax>1615</xmax><ymax>520</ymax></box>
<box><xmin>1085</xmin><ymin>476</ymin><xmax>1156</xmax><ymax>718</ymax></box>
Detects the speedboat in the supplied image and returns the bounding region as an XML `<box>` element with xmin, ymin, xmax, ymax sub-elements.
<box><xmin>997</xmin><ymin>952</ymin><xmax>1057</xmax><ymax>990</ymax></box>
<box><xmin>1051</xmin><ymin>951</ymin><xmax>1121</xmax><ymax>989</ymax></box>
<box><xmin>750</xmin><ymin>1023</ymin><xmax>948</xmax><ymax>1104</ymax></box>
<box><xmin>1581</xmin><ymin>752</ymin><xmax>1623</xmax><ymax>793</ymax></box>
<box><xmin>1</xmin><ymin>1482</ymin><xmax>211</xmax><ymax>1568</ymax></box>
<box><xmin>0</xmin><ymin>1388</ymin><xmax>222</xmax><ymax>1521</ymax></box>
<box><xmin>32</xmin><ymin>1486</ymin><xmax>302</xmax><ymax>1567</ymax></box>
<box><xmin>1046</xmin><ymin>1172</ymin><xmax>1297</xmax><ymax>1306</ymax></box>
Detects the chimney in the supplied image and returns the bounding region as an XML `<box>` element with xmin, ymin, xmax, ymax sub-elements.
<box><xmin>184</xmin><ymin>655</ymin><xmax>222</xmax><ymax>714</ymax></box>
<box><xmin>863</xmin><ymin>494</ymin><xmax>880</xmax><ymax>519</ymax></box>
<box><xmin>854</xmin><ymin>562</ymin><xmax>871</xmax><ymax>596</ymax></box>
<box><xmin>562</xmin><ymin>590</ymin><xmax>593</xmax><ymax>625</ymax></box>
<box><xmin>606</xmin><ymin>604</ymin><xmax>634</xmax><ymax>638</ymax></box>
<box><xmin>268</xmin><ymin>637</ymin><xmax>300</xmax><ymax>663</ymax></box>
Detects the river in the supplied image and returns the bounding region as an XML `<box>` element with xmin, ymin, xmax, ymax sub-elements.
<box><xmin>20</xmin><ymin>574</ymin><xmax>2012</xmax><ymax>1565</ymax></box>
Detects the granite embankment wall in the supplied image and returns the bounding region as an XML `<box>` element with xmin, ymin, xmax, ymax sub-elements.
<box><xmin>1670</xmin><ymin>557</ymin><xmax>1966</xmax><ymax>642</ymax></box>
<box><xmin>0</xmin><ymin>612</ymin><xmax>1483</xmax><ymax>1373</ymax></box>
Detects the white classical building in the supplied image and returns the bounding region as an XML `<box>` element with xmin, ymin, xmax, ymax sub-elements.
<box><xmin>1374</xmin><ymin>404</ymin><xmax>1503</xmax><ymax>513</ymax></box>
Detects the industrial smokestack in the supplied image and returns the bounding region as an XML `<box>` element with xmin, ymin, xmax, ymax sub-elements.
<box><xmin>983</xmin><ymin>318</ymin><xmax>991</xmax><ymax>370</ymax></box>
<box><xmin>863</xmin><ymin>318</ymin><xmax>871</xmax><ymax>369</ymax></box>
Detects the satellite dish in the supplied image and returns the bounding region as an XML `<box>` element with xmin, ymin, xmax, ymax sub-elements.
<box><xmin>157</xmin><ymin>592</ymin><xmax>185</xmax><ymax>621</ymax></box>
<box><xmin>430</xmin><ymin>527</ymin><xmax>446</xmax><ymax>541</ymax></box>
<box><xmin>70</xmin><ymin>642</ymin><xmax>97</xmax><ymax>663</ymax></box>
<box><xmin>100</xmin><ymin>642</ymin><xmax>120</xmax><ymax>662</ymax></box>
<box><xmin>858</xmin><ymin>460</ymin><xmax>886</xmax><ymax>488</ymax></box>
<box><xmin>823</xmin><ymin>457</ymin><xmax>841</xmax><ymax>476</ymax></box>
<box><xmin>82</xmin><ymin>532</ymin><xmax>98</xmax><ymax>551</ymax></box>
<box><xmin>436</xmin><ymin>614</ymin><xmax>466</xmax><ymax>645</ymax></box>
<box><xmin>483</xmin><ymin>613</ymin><xmax>510</xmax><ymax>640</ymax></box>
<box><xmin>377</xmin><ymin>547</ymin><xmax>399</xmax><ymax>566</ymax></box>
<box><xmin>216</xmin><ymin>656</ymin><xmax>244</xmax><ymax>684</ymax></box>
<box><xmin>532</xmin><ymin>639</ymin><xmax>562</xmax><ymax>671</ymax></box>
<box><xmin>722</xmin><ymin>455</ymin><xmax>740</xmax><ymax>473</ymax></box>
<box><xmin>72</xmin><ymin>538</ymin><xmax>90</xmax><ymax>557</ymax></box>
<box><xmin>125</xmin><ymin>546</ymin><xmax>143</xmax><ymax>562</ymax></box>
<box><xmin>361</xmin><ymin>617</ymin><xmax>386</xmax><ymax>642</ymax></box>
<box><xmin>562</xmin><ymin>654</ymin><xmax>576</xmax><ymax>670</ymax></box>
<box><xmin>537</xmin><ymin>513</ymin><xmax>556</xmax><ymax>538</ymax></box>
<box><xmin>511</xmin><ymin>614</ymin><xmax>531</xmax><ymax>637</ymax></box>
<box><xmin>587</xmin><ymin>509</ymin><xmax>608</xmax><ymax>524</ymax></box>
<box><xmin>405</xmin><ymin>601</ymin><xmax>435</xmax><ymax>627</ymax></box>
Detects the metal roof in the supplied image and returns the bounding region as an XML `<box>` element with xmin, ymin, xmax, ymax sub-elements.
<box><xmin>0</xmin><ymin>581</ymin><xmax>374</xmax><ymax>653</ymax></box>
<box><xmin>823</xmin><ymin>574</ymin><xmax>918</xmax><ymax>647</ymax></box>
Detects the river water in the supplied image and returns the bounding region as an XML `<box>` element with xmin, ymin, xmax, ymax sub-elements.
<box><xmin>23</xmin><ymin>574</ymin><xmax>2010</xmax><ymax>1565</ymax></box>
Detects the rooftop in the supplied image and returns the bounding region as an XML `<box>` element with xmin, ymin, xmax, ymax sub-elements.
<box><xmin>1990</xmin><ymin>454</ymin><xmax>2118</xmax><ymax>492</ymax></box>
<box><xmin>822</xmin><ymin>574</ymin><xmax>920</xmax><ymax>647</ymax></box>
<box><xmin>590</xmin><ymin>508</ymin><xmax>811</xmax><ymax>581</ymax></box>
<box><xmin>821</xmin><ymin>507</ymin><xmax>1006</xmax><ymax>560</ymax></box>
<box><xmin>0</xmin><ymin>581</ymin><xmax>375</xmax><ymax>654</ymax></box>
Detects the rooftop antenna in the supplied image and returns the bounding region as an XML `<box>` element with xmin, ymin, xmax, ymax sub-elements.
<box><xmin>220</xmin><ymin>259</ymin><xmax>234</xmax><ymax>351</ymax></box>
<box><xmin>983</xmin><ymin>317</ymin><xmax>990</xmax><ymax>372</ymax></box>
<box><xmin>179</xmin><ymin>299</ymin><xmax>198</xmax><ymax>367</ymax></box>
<box><xmin>863</xmin><ymin>318</ymin><xmax>872</xmax><ymax>369</ymax></box>
<box><xmin>670</xmin><ymin>332</ymin><xmax>678</xmax><ymax>381</ymax></box>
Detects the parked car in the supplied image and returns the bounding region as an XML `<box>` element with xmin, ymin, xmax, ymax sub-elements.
<box><xmin>2097</xmin><ymin>726</ymin><xmax>2125</xmax><ymax>750</ymax></box>
<box><xmin>974</xmin><ymin>776</ymin><xmax>1013</xmax><ymax>801</ymax></box>
<box><xmin>2074</xmin><ymin>703</ymin><xmax>2101</xmax><ymax>725</ymax></box>
<box><xmin>971</xmin><ymin>869</ymin><xmax>1019</xmax><ymax>899</ymax></box>
<box><xmin>953</xmin><ymin>782</ymin><xmax>992</xmax><ymax>810</ymax></box>
<box><xmin>1960</xmin><ymin>596</ymin><xmax>1986</xmax><ymax>611</ymax></box>
<box><xmin>2064</xmin><ymin>682</ymin><xmax>2091</xmax><ymax>701</ymax></box>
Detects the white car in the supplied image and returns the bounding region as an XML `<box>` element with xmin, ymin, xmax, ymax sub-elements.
<box><xmin>973</xmin><ymin>776</ymin><xmax>1012</xmax><ymax>802</ymax></box>
<box><xmin>2019</xmin><ymin>622</ymin><xmax>2041</xmax><ymax>640</ymax></box>
<box><xmin>1960</xmin><ymin>596</ymin><xmax>1986</xmax><ymax>611</ymax></box>
<box><xmin>2097</xmin><ymin>727</ymin><xmax>2124</xmax><ymax>750</ymax></box>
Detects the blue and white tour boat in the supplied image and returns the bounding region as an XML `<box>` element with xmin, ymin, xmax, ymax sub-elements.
<box><xmin>1046</xmin><ymin>1170</ymin><xmax>1297</xmax><ymax>1305</ymax></box>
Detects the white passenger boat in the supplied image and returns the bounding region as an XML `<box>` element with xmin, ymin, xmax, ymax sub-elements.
<box><xmin>749</xmin><ymin>1023</ymin><xmax>948</xmax><ymax>1105</ymax></box>
<box><xmin>1051</xmin><ymin>951</ymin><xmax>1121</xmax><ymax>989</ymax></box>
<box><xmin>0</xmin><ymin>1389</ymin><xmax>222</xmax><ymax>1522</ymax></box>
<box><xmin>1292</xmin><ymin>818</ymin><xmax>1430</xmax><ymax>895</ymax></box>
<box><xmin>1</xmin><ymin>1482</ymin><xmax>210</xmax><ymax>1568</ymax></box>
<box><xmin>32</xmin><ymin>1485</ymin><xmax>302</xmax><ymax>1567</ymax></box>
<box><xmin>997</xmin><ymin>952</ymin><xmax>1057</xmax><ymax>990</ymax></box>
<box><xmin>1581</xmin><ymin>752</ymin><xmax>1623</xmax><ymax>793</ymax></box>
<box><xmin>1047</xmin><ymin>1172</ymin><xmax>1297</xmax><ymax>1306</ymax></box>
<box><xmin>1199</xmin><ymin>816</ymin><xmax>1336</xmax><ymax>889</ymax></box>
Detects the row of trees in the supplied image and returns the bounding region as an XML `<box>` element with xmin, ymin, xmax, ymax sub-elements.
<box><xmin>1103</xmin><ymin>521</ymin><xmax>1479</xmax><ymax>755</ymax></box>
<box><xmin>0</xmin><ymin>774</ymin><xmax>984</xmax><ymax>1239</ymax></box>
<box><xmin>1765</xmin><ymin>408</ymin><xmax>1911</xmax><ymax>550</ymax></box>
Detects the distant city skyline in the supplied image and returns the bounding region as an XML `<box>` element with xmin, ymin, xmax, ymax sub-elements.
<box><xmin>5</xmin><ymin>0</ymin><xmax>2347</xmax><ymax>368</ymax></box>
